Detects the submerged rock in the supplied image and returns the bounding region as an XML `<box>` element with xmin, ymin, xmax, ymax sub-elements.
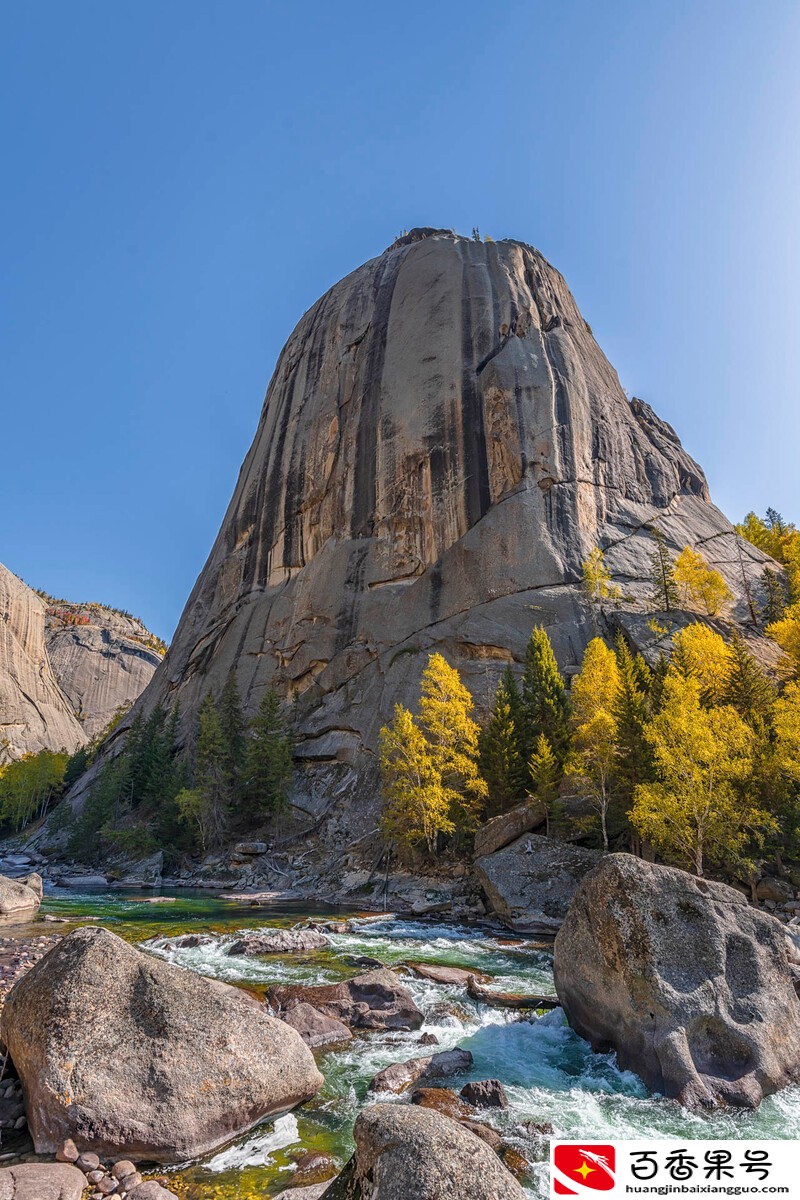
<box><xmin>270</xmin><ymin>967</ymin><xmax>424</xmax><ymax>1031</ymax></box>
<box><xmin>0</xmin><ymin>872</ymin><xmax>42</xmax><ymax>923</ymax></box>
<box><xmin>1</xmin><ymin>926</ymin><xmax>323</xmax><ymax>1161</ymax></box>
<box><xmin>368</xmin><ymin>1048</ymin><xmax>473</xmax><ymax>1094</ymax></box>
<box><xmin>554</xmin><ymin>854</ymin><xmax>800</xmax><ymax>1109</ymax></box>
<box><xmin>474</xmin><ymin>834</ymin><xmax>602</xmax><ymax>931</ymax></box>
<box><xmin>325</xmin><ymin>1103</ymin><xmax>526</xmax><ymax>1199</ymax></box>
<box><xmin>227</xmin><ymin>928</ymin><xmax>328</xmax><ymax>956</ymax></box>
<box><xmin>0</xmin><ymin>1163</ymin><xmax>87</xmax><ymax>1199</ymax></box>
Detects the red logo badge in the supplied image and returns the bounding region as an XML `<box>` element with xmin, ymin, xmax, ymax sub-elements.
<box><xmin>553</xmin><ymin>1144</ymin><xmax>616</xmax><ymax>1194</ymax></box>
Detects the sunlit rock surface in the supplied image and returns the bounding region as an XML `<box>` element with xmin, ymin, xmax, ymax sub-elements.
<box><xmin>82</xmin><ymin>229</ymin><xmax>775</xmax><ymax>844</ymax></box>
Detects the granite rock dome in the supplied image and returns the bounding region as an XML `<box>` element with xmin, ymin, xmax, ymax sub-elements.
<box><xmin>100</xmin><ymin>229</ymin><xmax>774</xmax><ymax>845</ymax></box>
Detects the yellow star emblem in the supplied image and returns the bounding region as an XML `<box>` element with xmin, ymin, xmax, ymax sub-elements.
<box><xmin>575</xmin><ymin>1161</ymin><xmax>596</xmax><ymax>1180</ymax></box>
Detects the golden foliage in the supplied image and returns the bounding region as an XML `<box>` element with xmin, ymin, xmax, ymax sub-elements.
<box><xmin>673</xmin><ymin>546</ymin><xmax>732</xmax><ymax>615</ymax></box>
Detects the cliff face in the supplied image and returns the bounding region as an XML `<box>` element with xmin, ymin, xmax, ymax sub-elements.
<box><xmin>0</xmin><ymin>565</ymin><xmax>84</xmax><ymax>761</ymax></box>
<box><xmin>0</xmin><ymin>568</ymin><xmax>164</xmax><ymax>759</ymax></box>
<box><xmin>43</xmin><ymin>602</ymin><xmax>164</xmax><ymax>739</ymax></box>
<box><xmin>110</xmin><ymin>229</ymin><xmax>773</xmax><ymax>844</ymax></box>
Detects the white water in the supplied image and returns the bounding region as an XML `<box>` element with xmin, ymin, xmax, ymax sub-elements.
<box><xmin>140</xmin><ymin>912</ymin><xmax>800</xmax><ymax>1197</ymax></box>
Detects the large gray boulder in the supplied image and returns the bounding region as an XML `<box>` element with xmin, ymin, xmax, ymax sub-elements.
<box><xmin>67</xmin><ymin>228</ymin><xmax>777</xmax><ymax>852</ymax></box>
<box><xmin>472</xmin><ymin>798</ymin><xmax>546</xmax><ymax>858</ymax></box>
<box><xmin>0</xmin><ymin>1164</ymin><xmax>86</xmax><ymax>1200</ymax></box>
<box><xmin>325</xmin><ymin>1103</ymin><xmax>526</xmax><ymax>1200</ymax></box>
<box><xmin>368</xmin><ymin>1047</ymin><xmax>473</xmax><ymax>1093</ymax></box>
<box><xmin>0</xmin><ymin>926</ymin><xmax>323</xmax><ymax>1162</ymax></box>
<box><xmin>474</xmin><ymin>834</ymin><xmax>602</xmax><ymax>930</ymax></box>
<box><xmin>0</xmin><ymin>872</ymin><xmax>43</xmax><ymax>922</ymax></box>
<box><xmin>269</xmin><ymin>968</ymin><xmax>423</xmax><ymax>1031</ymax></box>
<box><xmin>554</xmin><ymin>854</ymin><xmax>800</xmax><ymax>1109</ymax></box>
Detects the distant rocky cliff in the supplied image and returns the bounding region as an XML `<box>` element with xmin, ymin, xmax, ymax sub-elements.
<box><xmin>69</xmin><ymin>228</ymin><xmax>775</xmax><ymax>845</ymax></box>
<box><xmin>0</xmin><ymin>567</ymin><xmax>164</xmax><ymax>759</ymax></box>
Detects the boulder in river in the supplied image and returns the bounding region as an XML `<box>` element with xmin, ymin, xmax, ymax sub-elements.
<box><xmin>324</xmin><ymin>1103</ymin><xmax>526</xmax><ymax>1199</ymax></box>
<box><xmin>281</xmin><ymin>1001</ymin><xmax>353</xmax><ymax>1048</ymax></box>
<box><xmin>0</xmin><ymin>1163</ymin><xmax>87</xmax><ymax>1199</ymax></box>
<box><xmin>474</xmin><ymin>834</ymin><xmax>602</xmax><ymax>931</ymax></box>
<box><xmin>227</xmin><ymin>928</ymin><xmax>328</xmax><ymax>956</ymax></box>
<box><xmin>0</xmin><ymin>872</ymin><xmax>42</xmax><ymax>923</ymax></box>
<box><xmin>368</xmin><ymin>1047</ymin><xmax>473</xmax><ymax>1093</ymax></box>
<box><xmin>0</xmin><ymin>926</ymin><xmax>323</xmax><ymax>1161</ymax></box>
<box><xmin>404</xmin><ymin>962</ymin><xmax>488</xmax><ymax>985</ymax></box>
<box><xmin>269</xmin><ymin>967</ymin><xmax>424</xmax><ymax>1031</ymax></box>
<box><xmin>554</xmin><ymin>854</ymin><xmax>800</xmax><ymax>1109</ymax></box>
<box><xmin>460</xmin><ymin>1079</ymin><xmax>508</xmax><ymax>1108</ymax></box>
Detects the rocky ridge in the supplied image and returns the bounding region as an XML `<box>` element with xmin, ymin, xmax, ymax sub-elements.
<box><xmin>0</xmin><ymin>565</ymin><xmax>164</xmax><ymax>759</ymax></box>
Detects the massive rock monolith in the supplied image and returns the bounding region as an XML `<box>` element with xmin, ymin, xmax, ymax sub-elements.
<box><xmin>70</xmin><ymin>228</ymin><xmax>776</xmax><ymax>846</ymax></box>
<box><xmin>553</xmin><ymin>855</ymin><xmax>800</xmax><ymax>1109</ymax></box>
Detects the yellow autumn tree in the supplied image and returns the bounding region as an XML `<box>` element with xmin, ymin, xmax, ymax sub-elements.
<box><xmin>673</xmin><ymin>546</ymin><xmax>732</xmax><ymax>616</ymax></box>
<box><xmin>768</xmin><ymin>605</ymin><xmax>800</xmax><ymax>679</ymax></box>
<box><xmin>581</xmin><ymin>547</ymin><xmax>622</xmax><ymax>603</ymax></box>
<box><xmin>379</xmin><ymin>705</ymin><xmax>453</xmax><ymax>855</ymax></box>
<box><xmin>629</xmin><ymin>672</ymin><xmax>772</xmax><ymax>876</ymax></box>
<box><xmin>419</xmin><ymin>652</ymin><xmax>488</xmax><ymax>835</ymax></box>
<box><xmin>568</xmin><ymin>638</ymin><xmax>621</xmax><ymax>850</ymax></box>
<box><xmin>773</xmin><ymin>682</ymin><xmax>800</xmax><ymax>784</ymax></box>
<box><xmin>671</xmin><ymin>623</ymin><xmax>732</xmax><ymax>704</ymax></box>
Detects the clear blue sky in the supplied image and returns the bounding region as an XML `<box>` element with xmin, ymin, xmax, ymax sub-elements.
<box><xmin>3</xmin><ymin>1</ymin><xmax>799</xmax><ymax>641</ymax></box>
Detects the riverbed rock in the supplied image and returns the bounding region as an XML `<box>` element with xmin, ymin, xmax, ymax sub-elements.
<box><xmin>473</xmin><ymin>799</ymin><xmax>547</xmax><ymax>859</ymax></box>
<box><xmin>113</xmin><ymin>851</ymin><xmax>163</xmax><ymax>888</ymax></box>
<box><xmin>475</xmin><ymin>834</ymin><xmax>602</xmax><ymax>931</ymax></box>
<box><xmin>269</xmin><ymin>967</ymin><xmax>424</xmax><ymax>1031</ymax></box>
<box><xmin>404</xmin><ymin>962</ymin><xmax>488</xmax><ymax>986</ymax></box>
<box><xmin>460</xmin><ymin>1079</ymin><xmax>508</xmax><ymax>1108</ymax></box>
<box><xmin>554</xmin><ymin>854</ymin><xmax>800</xmax><ymax>1109</ymax></box>
<box><xmin>0</xmin><ymin>873</ymin><xmax>43</xmax><ymax>922</ymax></box>
<box><xmin>274</xmin><ymin>1186</ymin><xmax>331</xmax><ymax>1200</ymax></box>
<box><xmin>227</xmin><ymin>928</ymin><xmax>328</xmax><ymax>956</ymax></box>
<box><xmin>325</xmin><ymin>1103</ymin><xmax>526</xmax><ymax>1200</ymax></box>
<box><xmin>0</xmin><ymin>1163</ymin><xmax>87</xmax><ymax>1200</ymax></box>
<box><xmin>0</xmin><ymin>925</ymin><xmax>323</xmax><ymax>1161</ymax></box>
<box><xmin>280</xmin><ymin>1001</ymin><xmax>353</xmax><ymax>1048</ymax></box>
<box><xmin>368</xmin><ymin>1047</ymin><xmax>473</xmax><ymax>1093</ymax></box>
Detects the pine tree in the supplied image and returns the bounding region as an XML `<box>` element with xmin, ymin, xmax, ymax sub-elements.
<box><xmin>528</xmin><ymin>733</ymin><xmax>560</xmax><ymax>834</ymax></box>
<box><xmin>520</xmin><ymin>628</ymin><xmax>570</xmax><ymax>771</ymax></box>
<box><xmin>193</xmin><ymin>693</ymin><xmax>230</xmax><ymax>846</ymax></box>
<box><xmin>613</xmin><ymin>635</ymin><xmax>654</xmax><ymax>815</ymax></box>
<box><xmin>761</xmin><ymin>567</ymin><xmax>788</xmax><ymax>625</ymax></box>
<box><xmin>723</xmin><ymin>633</ymin><xmax>776</xmax><ymax>730</ymax></box>
<box><xmin>648</xmin><ymin>526</ymin><xmax>680</xmax><ymax>611</ymax></box>
<box><xmin>479</xmin><ymin>676</ymin><xmax>525</xmax><ymax>816</ymax></box>
<box><xmin>244</xmin><ymin>690</ymin><xmax>293</xmax><ymax>818</ymax></box>
<box><xmin>218</xmin><ymin>673</ymin><xmax>246</xmax><ymax>803</ymax></box>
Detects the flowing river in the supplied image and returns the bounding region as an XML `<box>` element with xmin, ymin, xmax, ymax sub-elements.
<box><xmin>32</xmin><ymin>889</ymin><xmax>800</xmax><ymax>1199</ymax></box>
